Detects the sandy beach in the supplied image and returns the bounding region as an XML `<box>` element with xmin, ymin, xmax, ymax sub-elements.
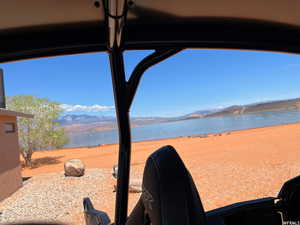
<box><xmin>22</xmin><ymin>122</ymin><xmax>300</xmax><ymax>177</ymax></box>
<box><xmin>3</xmin><ymin>122</ymin><xmax>300</xmax><ymax>224</ymax></box>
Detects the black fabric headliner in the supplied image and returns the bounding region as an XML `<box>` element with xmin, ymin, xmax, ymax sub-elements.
<box><xmin>2</xmin><ymin>0</ymin><xmax>300</xmax><ymax>62</ymax></box>
<box><xmin>1</xmin><ymin>18</ymin><xmax>300</xmax><ymax>63</ymax></box>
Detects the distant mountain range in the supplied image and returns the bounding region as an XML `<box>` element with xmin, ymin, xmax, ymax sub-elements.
<box><xmin>60</xmin><ymin>97</ymin><xmax>300</xmax><ymax>133</ymax></box>
<box><xmin>58</xmin><ymin>115</ymin><xmax>116</xmax><ymax>125</ymax></box>
<box><xmin>200</xmin><ymin>98</ymin><xmax>300</xmax><ymax>118</ymax></box>
<box><xmin>59</xmin><ymin>115</ymin><xmax>169</xmax><ymax>133</ymax></box>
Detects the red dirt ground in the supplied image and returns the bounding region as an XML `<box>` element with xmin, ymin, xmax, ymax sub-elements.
<box><xmin>21</xmin><ymin>122</ymin><xmax>300</xmax><ymax>222</ymax></box>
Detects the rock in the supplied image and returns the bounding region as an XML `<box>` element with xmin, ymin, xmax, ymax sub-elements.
<box><xmin>112</xmin><ymin>164</ymin><xmax>142</xmax><ymax>193</ymax></box>
<box><xmin>129</xmin><ymin>179</ymin><xmax>142</xmax><ymax>193</ymax></box>
<box><xmin>113</xmin><ymin>178</ymin><xmax>142</xmax><ymax>193</ymax></box>
<box><xmin>64</xmin><ymin>159</ymin><xmax>85</xmax><ymax>177</ymax></box>
<box><xmin>129</xmin><ymin>185</ymin><xmax>142</xmax><ymax>193</ymax></box>
<box><xmin>112</xmin><ymin>164</ymin><xmax>118</xmax><ymax>179</ymax></box>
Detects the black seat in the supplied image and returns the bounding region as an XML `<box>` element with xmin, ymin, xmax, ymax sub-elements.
<box><xmin>278</xmin><ymin>175</ymin><xmax>300</xmax><ymax>221</ymax></box>
<box><xmin>126</xmin><ymin>145</ymin><xmax>207</xmax><ymax>225</ymax></box>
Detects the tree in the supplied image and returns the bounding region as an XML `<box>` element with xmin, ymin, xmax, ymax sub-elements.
<box><xmin>7</xmin><ymin>95</ymin><xmax>69</xmax><ymax>167</ymax></box>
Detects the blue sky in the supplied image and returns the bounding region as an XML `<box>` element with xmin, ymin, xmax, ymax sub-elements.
<box><xmin>2</xmin><ymin>49</ymin><xmax>300</xmax><ymax>117</ymax></box>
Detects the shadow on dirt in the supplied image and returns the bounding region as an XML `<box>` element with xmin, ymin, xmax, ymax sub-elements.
<box><xmin>22</xmin><ymin>156</ymin><xmax>64</xmax><ymax>169</ymax></box>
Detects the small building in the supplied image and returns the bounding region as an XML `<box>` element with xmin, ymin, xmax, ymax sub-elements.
<box><xmin>0</xmin><ymin>108</ymin><xmax>33</xmax><ymax>201</ymax></box>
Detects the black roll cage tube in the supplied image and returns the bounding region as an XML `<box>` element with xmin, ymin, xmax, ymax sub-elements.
<box><xmin>109</xmin><ymin>47</ymin><xmax>183</xmax><ymax>225</ymax></box>
<box><xmin>126</xmin><ymin>48</ymin><xmax>183</xmax><ymax>109</ymax></box>
<box><xmin>104</xmin><ymin>2</ymin><xmax>183</xmax><ymax>225</ymax></box>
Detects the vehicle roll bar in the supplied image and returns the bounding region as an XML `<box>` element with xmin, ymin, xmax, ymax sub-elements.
<box><xmin>103</xmin><ymin>1</ymin><xmax>183</xmax><ymax>225</ymax></box>
<box><xmin>109</xmin><ymin>47</ymin><xmax>183</xmax><ymax>225</ymax></box>
<box><xmin>126</xmin><ymin>48</ymin><xmax>183</xmax><ymax>109</ymax></box>
<box><xmin>109</xmin><ymin>48</ymin><xmax>131</xmax><ymax>225</ymax></box>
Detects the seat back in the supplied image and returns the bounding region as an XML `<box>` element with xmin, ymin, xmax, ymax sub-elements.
<box><xmin>126</xmin><ymin>145</ymin><xmax>207</xmax><ymax>225</ymax></box>
<box><xmin>278</xmin><ymin>175</ymin><xmax>300</xmax><ymax>221</ymax></box>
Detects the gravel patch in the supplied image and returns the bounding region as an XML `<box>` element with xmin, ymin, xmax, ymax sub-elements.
<box><xmin>1</xmin><ymin>161</ymin><xmax>300</xmax><ymax>225</ymax></box>
<box><xmin>0</xmin><ymin>169</ymin><xmax>111</xmax><ymax>225</ymax></box>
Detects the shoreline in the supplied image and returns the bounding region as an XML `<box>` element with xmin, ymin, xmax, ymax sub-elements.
<box><xmin>21</xmin><ymin>120</ymin><xmax>300</xmax><ymax>177</ymax></box>
<box><xmin>64</xmin><ymin>108</ymin><xmax>300</xmax><ymax>134</ymax></box>
<box><xmin>59</xmin><ymin>121</ymin><xmax>300</xmax><ymax>151</ymax></box>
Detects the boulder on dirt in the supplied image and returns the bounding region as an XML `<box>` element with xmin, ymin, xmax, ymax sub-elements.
<box><xmin>112</xmin><ymin>164</ymin><xmax>118</xmax><ymax>179</ymax></box>
<box><xmin>64</xmin><ymin>159</ymin><xmax>85</xmax><ymax>177</ymax></box>
<box><xmin>129</xmin><ymin>179</ymin><xmax>142</xmax><ymax>193</ymax></box>
<box><xmin>112</xmin><ymin>164</ymin><xmax>142</xmax><ymax>193</ymax></box>
<box><xmin>113</xmin><ymin>178</ymin><xmax>142</xmax><ymax>193</ymax></box>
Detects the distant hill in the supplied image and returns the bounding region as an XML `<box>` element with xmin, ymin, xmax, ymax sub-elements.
<box><xmin>58</xmin><ymin>114</ymin><xmax>116</xmax><ymax>125</ymax></box>
<box><xmin>206</xmin><ymin>98</ymin><xmax>300</xmax><ymax>117</ymax></box>
<box><xmin>182</xmin><ymin>109</ymin><xmax>222</xmax><ymax>119</ymax></box>
<box><xmin>59</xmin><ymin>98</ymin><xmax>300</xmax><ymax>132</ymax></box>
<box><xmin>59</xmin><ymin>114</ymin><xmax>169</xmax><ymax>133</ymax></box>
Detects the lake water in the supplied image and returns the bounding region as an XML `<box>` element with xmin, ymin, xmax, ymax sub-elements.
<box><xmin>65</xmin><ymin>110</ymin><xmax>300</xmax><ymax>148</ymax></box>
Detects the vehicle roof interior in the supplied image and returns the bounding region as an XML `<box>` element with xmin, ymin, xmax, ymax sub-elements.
<box><xmin>3</xmin><ymin>0</ymin><xmax>300</xmax><ymax>30</ymax></box>
<box><xmin>1</xmin><ymin>0</ymin><xmax>300</xmax><ymax>62</ymax></box>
